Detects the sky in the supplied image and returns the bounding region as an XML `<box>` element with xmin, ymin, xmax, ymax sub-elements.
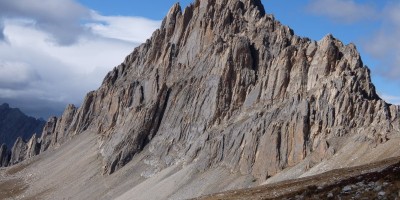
<box><xmin>0</xmin><ymin>0</ymin><xmax>399</xmax><ymax>119</ymax></box>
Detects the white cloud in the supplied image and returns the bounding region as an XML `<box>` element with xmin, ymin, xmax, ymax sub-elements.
<box><xmin>307</xmin><ymin>0</ymin><xmax>377</xmax><ymax>23</ymax></box>
<box><xmin>0</xmin><ymin>61</ymin><xmax>39</xmax><ymax>89</ymax></box>
<box><xmin>381</xmin><ymin>94</ymin><xmax>400</xmax><ymax>105</ymax></box>
<box><xmin>0</xmin><ymin>20</ymin><xmax>132</xmax><ymax>103</ymax></box>
<box><xmin>0</xmin><ymin>0</ymin><xmax>89</xmax><ymax>45</ymax></box>
<box><xmin>88</xmin><ymin>12</ymin><xmax>161</xmax><ymax>44</ymax></box>
<box><xmin>0</xmin><ymin>0</ymin><xmax>161</xmax><ymax>118</ymax></box>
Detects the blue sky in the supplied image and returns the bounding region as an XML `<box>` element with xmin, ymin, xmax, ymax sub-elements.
<box><xmin>0</xmin><ymin>0</ymin><xmax>399</xmax><ymax>118</ymax></box>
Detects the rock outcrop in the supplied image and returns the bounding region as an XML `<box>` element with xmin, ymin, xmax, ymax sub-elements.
<box><xmin>7</xmin><ymin>0</ymin><xmax>400</xmax><ymax>185</ymax></box>
<box><xmin>38</xmin><ymin>104</ymin><xmax>77</xmax><ymax>153</ymax></box>
<box><xmin>40</xmin><ymin>117</ymin><xmax>58</xmax><ymax>153</ymax></box>
<box><xmin>0</xmin><ymin>103</ymin><xmax>45</xmax><ymax>167</ymax></box>
<box><xmin>10</xmin><ymin>137</ymin><xmax>28</xmax><ymax>165</ymax></box>
<box><xmin>26</xmin><ymin>134</ymin><xmax>41</xmax><ymax>158</ymax></box>
<box><xmin>0</xmin><ymin>144</ymin><xmax>10</xmax><ymax>167</ymax></box>
<box><xmin>6</xmin><ymin>134</ymin><xmax>41</xmax><ymax>166</ymax></box>
<box><xmin>51</xmin><ymin>104</ymin><xmax>77</xmax><ymax>147</ymax></box>
<box><xmin>3</xmin><ymin>104</ymin><xmax>78</xmax><ymax>167</ymax></box>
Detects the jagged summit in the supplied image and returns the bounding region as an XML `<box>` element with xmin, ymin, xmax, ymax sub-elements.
<box><xmin>166</xmin><ymin>0</ymin><xmax>266</xmax><ymax>14</ymax></box>
<box><xmin>76</xmin><ymin>0</ymin><xmax>398</xmax><ymax>176</ymax></box>
<box><xmin>1</xmin><ymin>1</ymin><xmax>399</xmax><ymax>199</ymax></box>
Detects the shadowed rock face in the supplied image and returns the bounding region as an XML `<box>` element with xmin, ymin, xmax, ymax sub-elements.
<box><xmin>0</xmin><ymin>103</ymin><xmax>45</xmax><ymax>148</ymax></box>
<box><xmin>0</xmin><ymin>144</ymin><xmax>10</xmax><ymax>167</ymax></box>
<box><xmin>4</xmin><ymin>105</ymin><xmax>77</xmax><ymax>167</ymax></box>
<box><xmin>0</xmin><ymin>103</ymin><xmax>45</xmax><ymax>167</ymax></box>
<box><xmin>21</xmin><ymin>0</ymin><xmax>399</xmax><ymax>182</ymax></box>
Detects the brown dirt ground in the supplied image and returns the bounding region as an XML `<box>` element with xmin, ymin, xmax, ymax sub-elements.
<box><xmin>5</xmin><ymin>160</ymin><xmax>35</xmax><ymax>176</ymax></box>
<box><xmin>196</xmin><ymin>157</ymin><xmax>400</xmax><ymax>200</ymax></box>
<box><xmin>0</xmin><ymin>178</ymin><xmax>28</xmax><ymax>199</ymax></box>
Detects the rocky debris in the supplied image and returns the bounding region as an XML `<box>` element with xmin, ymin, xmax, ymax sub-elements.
<box><xmin>320</xmin><ymin>165</ymin><xmax>400</xmax><ymax>199</ymax></box>
<box><xmin>0</xmin><ymin>103</ymin><xmax>45</xmax><ymax>147</ymax></box>
<box><xmin>342</xmin><ymin>185</ymin><xmax>352</xmax><ymax>193</ymax></box>
<box><xmin>198</xmin><ymin>157</ymin><xmax>400</xmax><ymax>199</ymax></box>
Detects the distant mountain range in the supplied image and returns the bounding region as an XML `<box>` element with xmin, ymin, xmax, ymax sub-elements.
<box><xmin>0</xmin><ymin>103</ymin><xmax>45</xmax><ymax>147</ymax></box>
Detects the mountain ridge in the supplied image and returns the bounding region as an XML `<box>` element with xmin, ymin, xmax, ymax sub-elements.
<box><xmin>0</xmin><ymin>103</ymin><xmax>45</xmax><ymax>167</ymax></box>
<box><xmin>0</xmin><ymin>103</ymin><xmax>45</xmax><ymax>147</ymax></box>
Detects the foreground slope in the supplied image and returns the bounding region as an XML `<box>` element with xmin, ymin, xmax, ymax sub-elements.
<box><xmin>1</xmin><ymin>0</ymin><xmax>400</xmax><ymax>199</ymax></box>
<box><xmin>198</xmin><ymin>156</ymin><xmax>400</xmax><ymax>199</ymax></box>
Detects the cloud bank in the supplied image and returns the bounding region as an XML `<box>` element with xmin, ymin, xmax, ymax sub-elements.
<box><xmin>0</xmin><ymin>0</ymin><xmax>161</xmax><ymax>118</ymax></box>
<box><xmin>0</xmin><ymin>0</ymin><xmax>89</xmax><ymax>45</ymax></box>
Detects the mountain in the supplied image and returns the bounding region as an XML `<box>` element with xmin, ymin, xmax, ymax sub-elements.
<box><xmin>0</xmin><ymin>0</ymin><xmax>399</xmax><ymax>199</ymax></box>
<box><xmin>0</xmin><ymin>103</ymin><xmax>45</xmax><ymax>148</ymax></box>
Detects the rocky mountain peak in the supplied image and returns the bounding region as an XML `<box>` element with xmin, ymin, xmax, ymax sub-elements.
<box><xmin>1</xmin><ymin>1</ymin><xmax>400</xmax><ymax>199</ymax></box>
<box><xmin>7</xmin><ymin>0</ymin><xmax>399</xmax><ymax>186</ymax></box>
<box><xmin>89</xmin><ymin>0</ymin><xmax>398</xmax><ymax>176</ymax></box>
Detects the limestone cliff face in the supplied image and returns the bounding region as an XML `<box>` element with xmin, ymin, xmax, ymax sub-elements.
<box><xmin>39</xmin><ymin>104</ymin><xmax>77</xmax><ymax>153</ymax></box>
<box><xmin>21</xmin><ymin>0</ymin><xmax>399</xmax><ymax>180</ymax></box>
<box><xmin>51</xmin><ymin>104</ymin><xmax>77</xmax><ymax>147</ymax></box>
<box><xmin>10</xmin><ymin>137</ymin><xmax>28</xmax><ymax>165</ymax></box>
<box><xmin>40</xmin><ymin>117</ymin><xmax>58</xmax><ymax>153</ymax></box>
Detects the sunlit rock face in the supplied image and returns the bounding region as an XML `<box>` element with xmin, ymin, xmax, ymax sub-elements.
<box><xmin>22</xmin><ymin>0</ymin><xmax>399</xmax><ymax>182</ymax></box>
